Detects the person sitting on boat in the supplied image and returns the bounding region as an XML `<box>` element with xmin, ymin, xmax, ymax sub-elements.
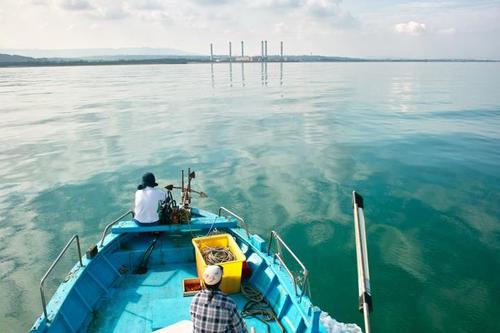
<box><xmin>133</xmin><ymin>172</ymin><xmax>167</xmax><ymax>226</ymax></box>
<box><xmin>190</xmin><ymin>265</ymin><xmax>248</xmax><ymax>333</ymax></box>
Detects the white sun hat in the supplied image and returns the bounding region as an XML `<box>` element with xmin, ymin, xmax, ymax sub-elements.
<box><xmin>202</xmin><ymin>265</ymin><xmax>223</xmax><ymax>286</ymax></box>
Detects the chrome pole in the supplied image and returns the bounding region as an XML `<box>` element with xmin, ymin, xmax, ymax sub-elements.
<box><xmin>40</xmin><ymin>235</ymin><xmax>83</xmax><ymax>321</ymax></box>
<box><xmin>99</xmin><ymin>210</ymin><xmax>134</xmax><ymax>247</ymax></box>
<box><xmin>352</xmin><ymin>191</ymin><xmax>372</xmax><ymax>333</ymax></box>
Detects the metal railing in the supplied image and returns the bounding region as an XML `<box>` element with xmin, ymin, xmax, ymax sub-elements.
<box><xmin>218</xmin><ymin>207</ymin><xmax>249</xmax><ymax>237</ymax></box>
<box><xmin>40</xmin><ymin>235</ymin><xmax>83</xmax><ymax>321</ymax></box>
<box><xmin>99</xmin><ymin>210</ymin><xmax>134</xmax><ymax>247</ymax></box>
<box><xmin>352</xmin><ymin>191</ymin><xmax>373</xmax><ymax>333</ymax></box>
<box><xmin>267</xmin><ymin>231</ymin><xmax>310</xmax><ymax>300</ymax></box>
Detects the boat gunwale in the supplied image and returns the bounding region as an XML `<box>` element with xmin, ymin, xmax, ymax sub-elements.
<box><xmin>31</xmin><ymin>209</ymin><xmax>323</xmax><ymax>333</ymax></box>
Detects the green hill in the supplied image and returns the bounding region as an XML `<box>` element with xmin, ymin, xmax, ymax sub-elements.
<box><xmin>0</xmin><ymin>54</ymin><xmax>36</xmax><ymax>63</ymax></box>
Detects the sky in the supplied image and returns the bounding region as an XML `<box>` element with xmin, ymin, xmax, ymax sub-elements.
<box><xmin>1</xmin><ymin>0</ymin><xmax>500</xmax><ymax>58</ymax></box>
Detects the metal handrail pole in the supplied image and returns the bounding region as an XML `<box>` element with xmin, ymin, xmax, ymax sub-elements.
<box><xmin>267</xmin><ymin>231</ymin><xmax>310</xmax><ymax>298</ymax></box>
<box><xmin>270</xmin><ymin>231</ymin><xmax>308</xmax><ymax>273</ymax></box>
<box><xmin>300</xmin><ymin>271</ymin><xmax>310</xmax><ymax>301</ymax></box>
<box><xmin>274</xmin><ymin>253</ymin><xmax>298</xmax><ymax>295</ymax></box>
<box><xmin>266</xmin><ymin>230</ymin><xmax>275</xmax><ymax>255</ymax></box>
<box><xmin>218</xmin><ymin>207</ymin><xmax>250</xmax><ymax>237</ymax></box>
<box><xmin>99</xmin><ymin>210</ymin><xmax>134</xmax><ymax>247</ymax></box>
<box><xmin>39</xmin><ymin>235</ymin><xmax>83</xmax><ymax>321</ymax></box>
<box><xmin>353</xmin><ymin>191</ymin><xmax>372</xmax><ymax>333</ymax></box>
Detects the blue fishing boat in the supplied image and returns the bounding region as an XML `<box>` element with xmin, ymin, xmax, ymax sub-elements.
<box><xmin>29</xmin><ymin>170</ymin><xmax>372</xmax><ymax>333</ymax></box>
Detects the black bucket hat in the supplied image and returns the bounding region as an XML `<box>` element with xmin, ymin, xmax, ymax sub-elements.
<box><xmin>137</xmin><ymin>172</ymin><xmax>158</xmax><ymax>190</ymax></box>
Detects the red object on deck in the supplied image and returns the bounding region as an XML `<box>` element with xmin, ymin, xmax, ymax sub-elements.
<box><xmin>242</xmin><ymin>261</ymin><xmax>252</xmax><ymax>279</ymax></box>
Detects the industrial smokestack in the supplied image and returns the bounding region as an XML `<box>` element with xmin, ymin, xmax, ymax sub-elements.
<box><xmin>210</xmin><ymin>43</ymin><xmax>213</xmax><ymax>62</ymax></box>
<box><xmin>264</xmin><ymin>40</ymin><xmax>268</xmax><ymax>59</ymax></box>
<box><xmin>280</xmin><ymin>41</ymin><xmax>283</xmax><ymax>59</ymax></box>
<box><xmin>241</xmin><ymin>41</ymin><xmax>244</xmax><ymax>57</ymax></box>
<box><xmin>261</xmin><ymin>40</ymin><xmax>264</xmax><ymax>59</ymax></box>
<box><xmin>229</xmin><ymin>41</ymin><xmax>232</xmax><ymax>62</ymax></box>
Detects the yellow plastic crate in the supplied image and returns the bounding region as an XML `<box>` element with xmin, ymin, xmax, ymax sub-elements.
<box><xmin>192</xmin><ymin>234</ymin><xmax>246</xmax><ymax>294</ymax></box>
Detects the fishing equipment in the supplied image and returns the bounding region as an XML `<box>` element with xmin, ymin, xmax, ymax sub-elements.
<box><xmin>241</xmin><ymin>284</ymin><xmax>285</xmax><ymax>333</ymax></box>
<box><xmin>159</xmin><ymin>188</ymin><xmax>176</xmax><ymax>225</ymax></box>
<box><xmin>201</xmin><ymin>246</ymin><xmax>235</xmax><ymax>265</ymax></box>
<box><xmin>192</xmin><ymin>234</ymin><xmax>246</xmax><ymax>294</ymax></box>
<box><xmin>134</xmin><ymin>234</ymin><xmax>160</xmax><ymax>274</ymax></box>
<box><xmin>162</xmin><ymin>168</ymin><xmax>207</xmax><ymax>224</ymax></box>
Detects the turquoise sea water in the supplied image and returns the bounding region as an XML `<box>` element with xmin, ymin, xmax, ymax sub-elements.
<box><xmin>0</xmin><ymin>62</ymin><xmax>499</xmax><ymax>332</ymax></box>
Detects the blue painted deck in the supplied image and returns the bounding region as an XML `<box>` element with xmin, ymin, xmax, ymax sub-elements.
<box><xmin>86</xmin><ymin>263</ymin><xmax>283</xmax><ymax>333</ymax></box>
<box><xmin>30</xmin><ymin>212</ymin><xmax>325</xmax><ymax>333</ymax></box>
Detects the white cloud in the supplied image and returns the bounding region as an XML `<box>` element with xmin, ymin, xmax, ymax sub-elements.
<box><xmin>1</xmin><ymin>0</ymin><xmax>499</xmax><ymax>57</ymax></box>
<box><xmin>136</xmin><ymin>10</ymin><xmax>172</xmax><ymax>23</ymax></box>
<box><xmin>248</xmin><ymin>0</ymin><xmax>356</xmax><ymax>27</ymax></box>
<box><xmin>191</xmin><ymin>0</ymin><xmax>230</xmax><ymax>5</ymax></box>
<box><xmin>249</xmin><ymin>0</ymin><xmax>302</xmax><ymax>9</ymax></box>
<box><xmin>55</xmin><ymin>1</ymin><xmax>180</xmax><ymax>23</ymax></box>
<box><xmin>93</xmin><ymin>3</ymin><xmax>130</xmax><ymax>20</ymax></box>
<box><xmin>59</xmin><ymin>0</ymin><xmax>93</xmax><ymax>11</ymax></box>
<box><xmin>394</xmin><ymin>21</ymin><xmax>426</xmax><ymax>36</ymax></box>
<box><xmin>31</xmin><ymin>0</ymin><xmax>49</xmax><ymax>5</ymax></box>
<box><xmin>274</xmin><ymin>22</ymin><xmax>289</xmax><ymax>34</ymax></box>
<box><xmin>304</xmin><ymin>0</ymin><xmax>357</xmax><ymax>28</ymax></box>
<box><xmin>133</xmin><ymin>0</ymin><xmax>165</xmax><ymax>10</ymax></box>
<box><xmin>305</xmin><ymin>0</ymin><xmax>341</xmax><ymax>16</ymax></box>
<box><xmin>437</xmin><ymin>27</ymin><xmax>456</xmax><ymax>35</ymax></box>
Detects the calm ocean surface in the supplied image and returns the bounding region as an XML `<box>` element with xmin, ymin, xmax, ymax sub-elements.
<box><xmin>0</xmin><ymin>62</ymin><xmax>499</xmax><ymax>332</ymax></box>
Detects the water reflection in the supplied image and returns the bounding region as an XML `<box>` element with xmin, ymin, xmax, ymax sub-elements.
<box><xmin>390</xmin><ymin>77</ymin><xmax>416</xmax><ymax>113</ymax></box>
<box><xmin>260</xmin><ymin>62</ymin><xmax>264</xmax><ymax>86</ymax></box>
<box><xmin>210</xmin><ymin>63</ymin><xmax>214</xmax><ymax>88</ymax></box>
<box><xmin>208</xmin><ymin>62</ymin><xmax>281</xmax><ymax>88</ymax></box>
<box><xmin>241</xmin><ymin>63</ymin><xmax>245</xmax><ymax>87</ymax></box>
<box><xmin>259</xmin><ymin>61</ymin><xmax>268</xmax><ymax>86</ymax></box>
<box><xmin>264</xmin><ymin>62</ymin><xmax>268</xmax><ymax>86</ymax></box>
<box><xmin>280</xmin><ymin>61</ymin><xmax>283</xmax><ymax>87</ymax></box>
<box><xmin>229</xmin><ymin>62</ymin><xmax>233</xmax><ymax>88</ymax></box>
<box><xmin>2</xmin><ymin>63</ymin><xmax>500</xmax><ymax>333</ymax></box>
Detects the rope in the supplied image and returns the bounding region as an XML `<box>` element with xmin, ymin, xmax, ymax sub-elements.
<box><xmin>201</xmin><ymin>246</ymin><xmax>235</xmax><ymax>265</ymax></box>
<box><xmin>241</xmin><ymin>284</ymin><xmax>264</xmax><ymax>302</ymax></box>
<box><xmin>205</xmin><ymin>216</ymin><xmax>219</xmax><ymax>236</ymax></box>
<box><xmin>240</xmin><ymin>284</ymin><xmax>285</xmax><ymax>333</ymax></box>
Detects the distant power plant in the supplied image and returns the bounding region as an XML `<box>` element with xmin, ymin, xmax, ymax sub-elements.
<box><xmin>209</xmin><ymin>41</ymin><xmax>285</xmax><ymax>62</ymax></box>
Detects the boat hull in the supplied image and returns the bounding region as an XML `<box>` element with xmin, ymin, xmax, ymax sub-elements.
<box><xmin>30</xmin><ymin>209</ymin><xmax>325</xmax><ymax>333</ymax></box>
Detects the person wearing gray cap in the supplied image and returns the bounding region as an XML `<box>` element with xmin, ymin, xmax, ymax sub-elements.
<box><xmin>190</xmin><ymin>265</ymin><xmax>248</xmax><ymax>333</ymax></box>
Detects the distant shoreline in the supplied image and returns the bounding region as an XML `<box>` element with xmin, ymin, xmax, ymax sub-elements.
<box><xmin>1</xmin><ymin>57</ymin><xmax>498</xmax><ymax>68</ymax></box>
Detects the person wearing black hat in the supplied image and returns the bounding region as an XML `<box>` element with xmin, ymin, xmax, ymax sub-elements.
<box><xmin>133</xmin><ymin>172</ymin><xmax>167</xmax><ymax>226</ymax></box>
